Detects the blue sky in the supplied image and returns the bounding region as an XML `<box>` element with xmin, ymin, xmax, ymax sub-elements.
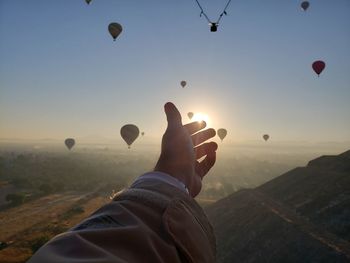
<box><xmin>0</xmin><ymin>0</ymin><xmax>349</xmax><ymax>143</ymax></box>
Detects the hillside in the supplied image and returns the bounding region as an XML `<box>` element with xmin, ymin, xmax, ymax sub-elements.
<box><xmin>206</xmin><ymin>150</ymin><xmax>350</xmax><ymax>263</ymax></box>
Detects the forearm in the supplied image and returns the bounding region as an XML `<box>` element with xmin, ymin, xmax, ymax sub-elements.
<box><xmin>28</xmin><ymin>179</ymin><xmax>215</xmax><ymax>263</ymax></box>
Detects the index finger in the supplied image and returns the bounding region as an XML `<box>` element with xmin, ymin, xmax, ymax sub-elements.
<box><xmin>184</xmin><ymin>121</ymin><xmax>207</xmax><ymax>135</ymax></box>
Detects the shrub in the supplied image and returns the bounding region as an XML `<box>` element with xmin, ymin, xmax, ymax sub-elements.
<box><xmin>0</xmin><ymin>241</ymin><xmax>8</xmax><ymax>250</ymax></box>
<box><xmin>30</xmin><ymin>235</ymin><xmax>51</xmax><ymax>253</ymax></box>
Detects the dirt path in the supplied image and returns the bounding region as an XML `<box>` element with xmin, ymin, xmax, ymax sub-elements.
<box><xmin>249</xmin><ymin>189</ymin><xmax>350</xmax><ymax>259</ymax></box>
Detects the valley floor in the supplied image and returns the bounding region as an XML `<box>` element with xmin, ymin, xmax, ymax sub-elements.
<box><xmin>0</xmin><ymin>191</ymin><xmax>109</xmax><ymax>263</ymax></box>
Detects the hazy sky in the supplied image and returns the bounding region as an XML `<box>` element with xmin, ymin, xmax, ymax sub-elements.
<box><xmin>0</xmin><ymin>0</ymin><xmax>349</xmax><ymax>143</ymax></box>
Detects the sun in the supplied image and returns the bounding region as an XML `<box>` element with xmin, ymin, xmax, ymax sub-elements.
<box><xmin>192</xmin><ymin>113</ymin><xmax>210</xmax><ymax>125</ymax></box>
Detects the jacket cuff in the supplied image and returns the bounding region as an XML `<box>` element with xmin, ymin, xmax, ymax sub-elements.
<box><xmin>130</xmin><ymin>171</ymin><xmax>189</xmax><ymax>195</ymax></box>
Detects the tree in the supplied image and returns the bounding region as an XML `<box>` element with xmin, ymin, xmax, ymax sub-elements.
<box><xmin>6</xmin><ymin>193</ymin><xmax>25</xmax><ymax>206</ymax></box>
<box><xmin>39</xmin><ymin>183</ymin><xmax>53</xmax><ymax>194</ymax></box>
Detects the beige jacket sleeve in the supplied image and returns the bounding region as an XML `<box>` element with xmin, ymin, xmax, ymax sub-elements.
<box><xmin>27</xmin><ymin>179</ymin><xmax>216</xmax><ymax>263</ymax></box>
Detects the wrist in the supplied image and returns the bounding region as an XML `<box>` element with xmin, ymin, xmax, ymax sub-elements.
<box><xmin>132</xmin><ymin>171</ymin><xmax>189</xmax><ymax>194</ymax></box>
<box><xmin>154</xmin><ymin>164</ymin><xmax>194</xmax><ymax>189</ymax></box>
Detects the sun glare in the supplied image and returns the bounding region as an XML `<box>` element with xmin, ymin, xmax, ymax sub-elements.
<box><xmin>192</xmin><ymin>113</ymin><xmax>210</xmax><ymax>125</ymax></box>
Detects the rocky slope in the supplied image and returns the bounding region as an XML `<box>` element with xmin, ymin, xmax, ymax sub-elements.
<box><xmin>206</xmin><ymin>150</ymin><xmax>350</xmax><ymax>263</ymax></box>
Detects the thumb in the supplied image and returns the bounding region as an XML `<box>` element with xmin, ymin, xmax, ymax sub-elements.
<box><xmin>164</xmin><ymin>102</ymin><xmax>182</xmax><ymax>130</ymax></box>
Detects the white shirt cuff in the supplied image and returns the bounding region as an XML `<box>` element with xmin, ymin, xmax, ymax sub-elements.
<box><xmin>130</xmin><ymin>171</ymin><xmax>189</xmax><ymax>195</ymax></box>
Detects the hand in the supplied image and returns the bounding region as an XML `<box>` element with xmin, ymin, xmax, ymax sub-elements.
<box><xmin>154</xmin><ymin>102</ymin><xmax>218</xmax><ymax>197</ymax></box>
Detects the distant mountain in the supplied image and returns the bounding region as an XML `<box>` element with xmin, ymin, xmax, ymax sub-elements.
<box><xmin>206</xmin><ymin>150</ymin><xmax>350</xmax><ymax>263</ymax></box>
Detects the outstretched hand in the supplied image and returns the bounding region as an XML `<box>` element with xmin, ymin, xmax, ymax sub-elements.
<box><xmin>154</xmin><ymin>102</ymin><xmax>218</xmax><ymax>197</ymax></box>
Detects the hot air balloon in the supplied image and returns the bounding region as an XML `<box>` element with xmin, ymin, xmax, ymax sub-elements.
<box><xmin>141</xmin><ymin>132</ymin><xmax>145</xmax><ymax>136</ymax></box>
<box><xmin>312</xmin><ymin>60</ymin><xmax>326</xmax><ymax>76</ymax></box>
<box><xmin>301</xmin><ymin>1</ymin><xmax>310</xmax><ymax>11</ymax></box>
<box><xmin>180</xmin><ymin>81</ymin><xmax>187</xmax><ymax>88</ymax></box>
<box><xmin>108</xmin><ymin>23</ymin><xmax>123</xmax><ymax>41</ymax></box>
<box><xmin>263</xmin><ymin>134</ymin><xmax>269</xmax><ymax>141</ymax></box>
<box><xmin>85</xmin><ymin>0</ymin><xmax>92</xmax><ymax>5</ymax></box>
<box><xmin>120</xmin><ymin>124</ymin><xmax>139</xmax><ymax>149</ymax></box>
<box><xmin>217</xmin><ymin>128</ymin><xmax>227</xmax><ymax>142</ymax></box>
<box><xmin>187</xmin><ymin>112</ymin><xmax>194</xmax><ymax>120</ymax></box>
<box><xmin>65</xmin><ymin>138</ymin><xmax>75</xmax><ymax>150</ymax></box>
